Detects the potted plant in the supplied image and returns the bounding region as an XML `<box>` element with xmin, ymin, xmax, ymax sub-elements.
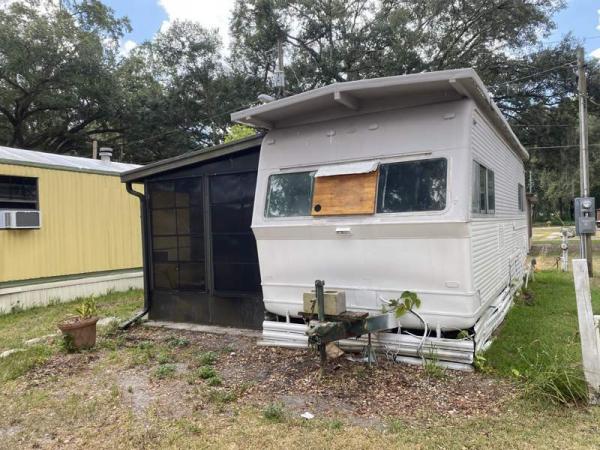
<box><xmin>58</xmin><ymin>298</ymin><xmax>99</xmax><ymax>350</ymax></box>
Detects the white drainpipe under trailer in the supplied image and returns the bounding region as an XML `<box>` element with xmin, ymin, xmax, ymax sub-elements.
<box><xmin>232</xmin><ymin>68</ymin><xmax>529</xmax><ymax>369</ymax></box>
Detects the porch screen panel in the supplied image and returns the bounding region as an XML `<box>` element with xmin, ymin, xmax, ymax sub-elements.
<box><xmin>149</xmin><ymin>178</ymin><xmax>206</xmax><ymax>291</ymax></box>
<box><xmin>210</xmin><ymin>172</ymin><xmax>261</xmax><ymax>293</ymax></box>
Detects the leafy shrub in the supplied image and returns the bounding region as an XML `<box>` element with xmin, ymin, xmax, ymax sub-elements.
<box><xmin>197</xmin><ymin>366</ymin><xmax>217</xmax><ymax>380</ymax></box>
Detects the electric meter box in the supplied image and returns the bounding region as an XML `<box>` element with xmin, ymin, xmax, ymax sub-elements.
<box><xmin>575</xmin><ymin>197</ymin><xmax>597</xmax><ymax>235</ymax></box>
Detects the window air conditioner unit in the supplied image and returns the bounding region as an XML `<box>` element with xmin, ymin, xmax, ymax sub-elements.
<box><xmin>0</xmin><ymin>210</ymin><xmax>41</xmax><ymax>229</ymax></box>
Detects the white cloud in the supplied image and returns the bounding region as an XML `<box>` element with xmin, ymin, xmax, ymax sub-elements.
<box><xmin>591</xmin><ymin>47</ymin><xmax>600</xmax><ymax>59</ymax></box>
<box><xmin>119</xmin><ymin>39</ymin><xmax>138</xmax><ymax>57</ymax></box>
<box><xmin>597</xmin><ymin>9</ymin><xmax>600</xmax><ymax>31</ymax></box>
<box><xmin>157</xmin><ymin>0</ymin><xmax>235</xmax><ymax>50</ymax></box>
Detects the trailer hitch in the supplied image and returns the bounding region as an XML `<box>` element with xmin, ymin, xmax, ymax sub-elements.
<box><xmin>302</xmin><ymin>280</ymin><xmax>397</xmax><ymax>372</ymax></box>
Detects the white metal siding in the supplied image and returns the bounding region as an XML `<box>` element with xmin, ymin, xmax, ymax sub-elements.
<box><xmin>470</xmin><ymin>109</ymin><xmax>527</xmax><ymax>307</ymax></box>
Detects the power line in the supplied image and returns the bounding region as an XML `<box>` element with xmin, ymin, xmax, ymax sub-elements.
<box><xmin>511</xmin><ymin>124</ymin><xmax>574</xmax><ymax>127</ymax></box>
<box><xmin>503</xmin><ymin>60</ymin><xmax>577</xmax><ymax>85</ymax></box>
<box><xmin>525</xmin><ymin>144</ymin><xmax>600</xmax><ymax>150</ymax></box>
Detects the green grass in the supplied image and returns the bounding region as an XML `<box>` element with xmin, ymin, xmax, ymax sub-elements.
<box><xmin>0</xmin><ymin>289</ymin><xmax>143</xmax><ymax>351</ymax></box>
<box><xmin>0</xmin><ymin>345</ymin><xmax>53</xmax><ymax>382</ymax></box>
<box><xmin>486</xmin><ymin>271</ymin><xmax>600</xmax><ymax>403</ymax></box>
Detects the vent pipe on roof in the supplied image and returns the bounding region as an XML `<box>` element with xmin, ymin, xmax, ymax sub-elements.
<box><xmin>99</xmin><ymin>147</ymin><xmax>112</xmax><ymax>163</ymax></box>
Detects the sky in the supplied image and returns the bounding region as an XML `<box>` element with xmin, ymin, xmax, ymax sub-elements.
<box><xmin>103</xmin><ymin>0</ymin><xmax>600</xmax><ymax>58</ymax></box>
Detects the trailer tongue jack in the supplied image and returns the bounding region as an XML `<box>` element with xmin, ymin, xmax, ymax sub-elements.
<box><xmin>302</xmin><ymin>280</ymin><xmax>397</xmax><ymax>372</ymax></box>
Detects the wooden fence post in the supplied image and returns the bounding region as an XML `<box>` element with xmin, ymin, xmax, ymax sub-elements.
<box><xmin>572</xmin><ymin>259</ymin><xmax>600</xmax><ymax>404</ymax></box>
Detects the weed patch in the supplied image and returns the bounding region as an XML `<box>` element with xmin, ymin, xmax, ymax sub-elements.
<box><xmin>153</xmin><ymin>363</ymin><xmax>176</xmax><ymax>379</ymax></box>
<box><xmin>198</xmin><ymin>351</ymin><xmax>217</xmax><ymax>366</ymax></box>
<box><xmin>262</xmin><ymin>403</ymin><xmax>285</xmax><ymax>422</ymax></box>
<box><xmin>167</xmin><ymin>337</ymin><xmax>190</xmax><ymax>348</ymax></box>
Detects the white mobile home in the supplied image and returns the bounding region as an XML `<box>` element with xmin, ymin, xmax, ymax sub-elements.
<box><xmin>232</xmin><ymin>68</ymin><xmax>529</xmax><ymax>364</ymax></box>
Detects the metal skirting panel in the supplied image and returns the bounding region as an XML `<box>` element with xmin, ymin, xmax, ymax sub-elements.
<box><xmin>0</xmin><ymin>270</ymin><xmax>143</xmax><ymax>314</ymax></box>
<box><xmin>259</xmin><ymin>281</ymin><xmax>518</xmax><ymax>367</ymax></box>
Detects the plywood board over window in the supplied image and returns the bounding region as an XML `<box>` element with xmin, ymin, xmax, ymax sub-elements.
<box><xmin>312</xmin><ymin>170</ymin><xmax>378</xmax><ymax>216</ymax></box>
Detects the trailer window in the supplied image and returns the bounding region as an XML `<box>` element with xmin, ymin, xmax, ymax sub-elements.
<box><xmin>472</xmin><ymin>162</ymin><xmax>495</xmax><ymax>214</ymax></box>
<box><xmin>518</xmin><ymin>183</ymin><xmax>525</xmax><ymax>212</ymax></box>
<box><xmin>265</xmin><ymin>171</ymin><xmax>315</xmax><ymax>217</ymax></box>
<box><xmin>0</xmin><ymin>175</ymin><xmax>38</xmax><ymax>209</ymax></box>
<box><xmin>376</xmin><ymin>158</ymin><xmax>447</xmax><ymax>213</ymax></box>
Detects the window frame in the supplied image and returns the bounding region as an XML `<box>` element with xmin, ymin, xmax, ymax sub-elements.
<box><xmin>264</xmin><ymin>156</ymin><xmax>452</xmax><ymax>220</ymax></box>
<box><xmin>264</xmin><ymin>170</ymin><xmax>316</xmax><ymax>219</ymax></box>
<box><xmin>518</xmin><ymin>183</ymin><xmax>525</xmax><ymax>212</ymax></box>
<box><xmin>375</xmin><ymin>157</ymin><xmax>449</xmax><ymax>215</ymax></box>
<box><xmin>0</xmin><ymin>175</ymin><xmax>39</xmax><ymax>210</ymax></box>
<box><xmin>472</xmin><ymin>161</ymin><xmax>495</xmax><ymax>215</ymax></box>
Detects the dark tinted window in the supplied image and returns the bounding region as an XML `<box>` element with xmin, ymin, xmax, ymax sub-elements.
<box><xmin>377</xmin><ymin>159</ymin><xmax>447</xmax><ymax>213</ymax></box>
<box><xmin>518</xmin><ymin>184</ymin><xmax>524</xmax><ymax>212</ymax></box>
<box><xmin>472</xmin><ymin>161</ymin><xmax>495</xmax><ymax>214</ymax></box>
<box><xmin>265</xmin><ymin>171</ymin><xmax>314</xmax><ymax>217</ymax></box>
<box><xmin>0</xmin><ymin>175</ymin><xmax>38</xmax><ymax>209</ymax></box>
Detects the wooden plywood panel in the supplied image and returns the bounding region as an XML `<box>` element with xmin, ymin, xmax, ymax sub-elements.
<box><xmin>311</xmin><ymin>171</ymin><xmax>378</xmax><ymax>216</ymax></box>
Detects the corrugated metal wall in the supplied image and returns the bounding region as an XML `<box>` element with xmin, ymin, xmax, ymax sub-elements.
<box><xmin>470</xmin><ymin>109</ymin><xmax>528</xmax><ymax>307</ymax></box>
<box><xmin>0</xmin><ymin>163</ymin><xmax>142</xmax><ymax>283</ymax></box>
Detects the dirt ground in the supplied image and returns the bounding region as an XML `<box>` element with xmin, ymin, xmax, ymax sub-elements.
<box><xmin>23</xmin><ymin>327</ymin><xmax>511</xmax><ymax>420</ymax></box>
<box><xmin>4</xmin><ymin>325</ymin><xmax>600</xmax><ymax>449</ymax></box>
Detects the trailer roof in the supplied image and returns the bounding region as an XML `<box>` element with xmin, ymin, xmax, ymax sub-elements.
<box><xmin>232</xmin><ymin>68</ymin><xmax>528</xmax><ymax>161</ymax></box>
<box><xmin>121</xmin><ymin>135</ymin><xmax>263</xmax><ymax>183</ymax></box>
<box><xmin>0</xmin><ymin>146</ymin><xmax>140</xmax><ymax>175</ymax></box>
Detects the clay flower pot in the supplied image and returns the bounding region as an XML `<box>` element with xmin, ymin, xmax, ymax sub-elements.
<box><xmin>58</xmin><ymin>317</ymin><xmax>99</xmax><ymax>350</ymax></box>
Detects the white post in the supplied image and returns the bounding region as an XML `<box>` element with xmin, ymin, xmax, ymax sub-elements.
<box><xmin>572</xmin><ymin>259</ymin><xmax>600</xmax><ymax>404</ymax></box>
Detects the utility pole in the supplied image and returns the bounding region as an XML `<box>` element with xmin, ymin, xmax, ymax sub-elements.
<box><xmin>577</xmin><ymin>47</ymin><xmax>593</xmax><ymax>276</ymax></box>
<box><xmin>274</xmin><ymin>38</ymin><xmax>285</xmax><ymax>98</ymax></box>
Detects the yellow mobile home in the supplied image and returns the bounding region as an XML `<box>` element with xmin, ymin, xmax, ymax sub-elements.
<box><xmin>0</xmin><ymin>146</ymin><xmax>143</xmax><ymax>313</ymax></box>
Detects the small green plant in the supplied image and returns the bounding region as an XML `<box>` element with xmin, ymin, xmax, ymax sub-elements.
<box><xmin>198</xmin><ymin>351</ymin><xmax>217</xmax><ymax>366</ymax></box>
<box><xmin>262</xmin><ymin>403</ymin><xmax>285</xmax><ymax>422</ymax></box>
<box><xmin>457</xmin><ymin>329</ymin><xmax>471</xmax><ymax>340</ymax></box>
<box><xmin>384</xmin><ymin>291</ymin><xmax>421</xmax><ymax>317</ymax></box>
<box><xmin>422</xmin><ymin>349</ymin><xmax>446</xmax><ymax>379</ymax></box>
<box><xmin>137</xmin><ymin>341</ymin><xmax>154</xmax><ymax>350</ymax></box>
<box><xmin>157</xmin><ymin>351</ymin><xmax>174</xmax><ymax>364</ymax></box>
<box><xmin>207</xmin><ymin>376</ymin><xmax>222</xmax><ymax>386</ymax></box>
<box><xmin>153</xmin><ymin>363</ymin><xmax>176</xmax><ymax>379</ymax></box>
<box><xmin>60</xmin><ymin>334</ymin><xmax>76</xmax><ymax>353</ymax></box>
<box><xmin>327</xmin><ymin>419</ymin><xmax>343</xmax><ymax>430</ymax></box>
<box><xmin>75</xmin><ymin>298</ymin><xmax>98</xmax><ymax>319</ymax></box>
<box><xmin>167</xmin><ymin>337</ymin><xmax>190</xmax><ymax>348</ymax></box>
<box><xmin>423</xmin><ymin>358</ymin><xmax>446</xmax><ymax>379</ymax></box>
<box><xmin>386</xmin><ymin>418</ymin><xmax>404</xmax><ymax>434</ymax></box>
<box><xmin>474</xmin><ymin>353</ymin><xmax>491</xmax><ymax>373</ymax></box>
<box><xmin>197</xmin><ymin>366</ymin><xmax>217</xmax><ymax>380</ymax></box>
<box><xmin>207</xmin><ymin>388</ymin><xmax>237</xmax><ymax>405</ymax></box>
<box><xmin>221</xmin><ymin>344</ymin><xmax>235</xmax><ymax>353</ymax></box>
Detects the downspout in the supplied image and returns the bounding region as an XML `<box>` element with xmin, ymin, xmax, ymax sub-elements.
<box><xmin>120</xmin><ymin>181</ymin><xmax>151</xmax><ymax>329</ymax></box>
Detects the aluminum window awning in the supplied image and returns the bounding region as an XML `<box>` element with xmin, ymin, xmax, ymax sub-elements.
<box><xmin>315</xmin><ymin>161</ymin><xmax>379</xmax><ymax>178</ymax></box>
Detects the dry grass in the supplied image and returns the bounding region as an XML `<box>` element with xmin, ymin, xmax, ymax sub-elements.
<box><xmin>1</xmin><ymin>280</ymin><xmax>600</xmax><ymax>448</ymax></box>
